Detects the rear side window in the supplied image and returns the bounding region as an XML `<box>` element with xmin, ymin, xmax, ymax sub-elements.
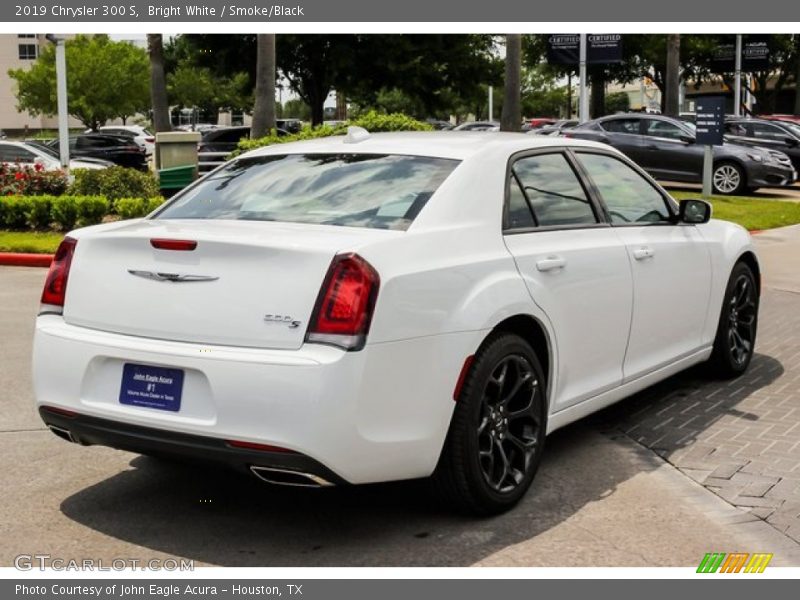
<box><xmin>601</xmin><ymin>119</ymin><xmax>641</xmax><ymax>134</ymax></box>
<box><xmin>511</xmin><ymin>153</ymin><xmax>597</xmax><ymax>227</ymax></box>
<box><xmin>156</xmin><ymin>153</ymin><xmax>459</xmax><ymax>231</ymax></box>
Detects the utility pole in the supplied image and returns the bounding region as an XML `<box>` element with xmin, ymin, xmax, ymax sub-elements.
<box><xmin>488</xmin><ymin>86</ymin><xmax>493</xmax><ymax>121</ymax></box>
<box><xmin>734</xmin><ymin>34</ymin><xmax>742</xmax><ymax>117</ymax></box>
<box><xmin>46</xmin><ymin>34</ymin><xmax>69</xmax><ymax>171</ymax></box>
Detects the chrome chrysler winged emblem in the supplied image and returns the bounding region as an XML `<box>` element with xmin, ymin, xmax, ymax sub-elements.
<box><xmin>128</xmin><ymin>270</ymin><xmax>219</xmax><ymax>283</ymax></box>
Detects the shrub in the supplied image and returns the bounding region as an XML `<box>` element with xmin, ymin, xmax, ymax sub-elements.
<box><xmin>235</xmin><ymin>111</ymin><xmax>433</xmax><ymax>156</ymax></box>
<box><xmin>2</xmin><ymin>196</ymin><xmax>33</xmax><ymax>229</ymax></box>
<box><xmin>68</xmin><ymin>167</ymin><xmax>161</xmax><ymax>202</ymax></box>
<box><xmin>51</xmin><ymin>196</ymin><xmax>80</xmax><ymax>231</ymax></box>
<box><xmin>76</xmin><ymin>196</ymin><xmax>110</xmax><ymax>227</ymax></box>
<box><xmin>0</xmin><ymin>163</ymin><xmax>69</xmax><ymax>196</ymax></box>
<box><xmin>25</xmin><ymin>195</ymin><xmax>54</xmax><ymax>230</ymax></box>
<box><xmin>114</xmin><ymin>196</ymin><xmax>164</xmax><ymax>220</ymax></box>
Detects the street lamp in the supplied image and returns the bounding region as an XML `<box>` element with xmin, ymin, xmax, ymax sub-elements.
<box><xmin>45</xmin><ymin>34</ymin><xmax>69</xmax><ymax>171</ymax></box>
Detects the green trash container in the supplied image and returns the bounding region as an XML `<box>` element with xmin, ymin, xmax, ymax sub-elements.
<box><xmin>158</xmin><ymin>164</ymin><xmax>196</xmax><ymax>194</ymax></box>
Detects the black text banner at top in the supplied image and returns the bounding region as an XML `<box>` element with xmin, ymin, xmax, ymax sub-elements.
<box><xmin>6</xmin><ymin>0</ymin><xmax>800</xmax><ymax>21</ymax></box>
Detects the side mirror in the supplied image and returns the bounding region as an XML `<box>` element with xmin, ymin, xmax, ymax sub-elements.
<box><xmin>678</xmin><ymin>199</ymin><xmax>711</xmax><ymax>224</ymax></box>
<box><xmin>679</xmin><ymin>134</ymin><xmax>695</xmax><ymax>144</ymax></box>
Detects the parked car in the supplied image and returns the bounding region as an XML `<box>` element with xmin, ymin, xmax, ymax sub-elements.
<box><xmin>48</xmin><ymin>134</ymin><xmax>147</xmax><ymax>171</ymax></box>
<box><xmin>453</xmin><ymin>121</ymin><xmax>500</xmax><ymax>131</ymax></box>
<box><xmin>34</xmin><ymin>130</ymin><xmax>760</xmax><ymax>514</ymax></box>
<box><xmin>426</xmin><ymin>119</ymin><xmax>455</xmax><ymax>131</ymax></box>
<box><xmin>725</xmin><ymin>117</ymin><xmax>800</xmax><ymax>172</ymax></box>
<box><xmin>198</xmin><ymin>126</ymin><xmax>288</xmax><ymax>173</ymax></box>
<box><xmin>566</xmin><ymin>113</ymin><xmax>795</xmax><ymax>195</ymax></box>
<box><xmin>522</xmin><ymin>118</ymin><xmax>557</xmax><ymax>131</ymax></box>
<box><xmin>759</xmin><ymin>114</ymin><xmax>800</xmax><ymax>126</ymax></box>
<box><xmin>90</xmin><ymin>125</ymin><xmax>155</xmax><ymax>156</ymax></box>
<box><xmin>529</xmin><ymin>119</ymin><xmax>579</xmax><ymax>136</ymax></box>
<box><xmin>277</xmin><ymin>119</ymin><xmax>303</xmax><ymax>134</ymax></box>
<box><xmin>0</xmin><ymin>140</ymin><xmax>111</xmax><ymax>171</ymax></box>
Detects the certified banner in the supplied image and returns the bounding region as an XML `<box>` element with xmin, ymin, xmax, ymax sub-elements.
<box><xmin>546</xmin><ymin>34</ymin><xmax>623</xmax><ymax>65</ymax></box>
<box><xmin>712</xmin><ymin>34</ymin><xmax>771</xmax><ymax>72</ymax></box>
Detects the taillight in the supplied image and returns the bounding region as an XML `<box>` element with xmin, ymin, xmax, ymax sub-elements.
<box><xmin>305</xmin><ymin>253</ymin><xmax>379</xmax><ymax>351</ymax></box>
<box><xmin>145</xmin><ymin>137</ymin><xmax>155</xmax><ymax>143</ymax></box>
<box><xmin>40</xmin><ymin>237</ymin><xmax>77</xmax><ymax>311</ymax></box>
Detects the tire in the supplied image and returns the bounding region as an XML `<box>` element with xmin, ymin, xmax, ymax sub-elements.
<box><xmin>431</xmin><ymin>332</ymin><xmax>547</xmax><ymax>515</ymax></box>
<box><xmin>709</xmin><ymin>262</ymin><xmax>759</xmax><ymax>378</ymax></box>
<box><xmin>712</xmin><ymin>161</ymin><xmax>747</xmax><ymax>196</ymax></box>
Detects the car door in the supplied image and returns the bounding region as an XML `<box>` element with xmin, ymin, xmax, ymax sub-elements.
<box><xmin>574</xmin><ymin>150</ymin><xmax>712</xmax><ymax>381</ymax></box>
<box><xmin>597</xmin><ymin>117</ymin><xmax>647</xmax><ymax>165</ymax></box>
<box><xmin>502</xmin><ymin>150</ymin><xmax>634</xmax><ymax>411</ymax></box>
<box><xmin>640</xmin><ymin>118</ymin><xmax>703</xmax><ymax>181</ymax></box>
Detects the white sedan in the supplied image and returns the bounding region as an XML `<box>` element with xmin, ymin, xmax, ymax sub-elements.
<box><xmin>0</xmin><ymin>141</ymin><xmax>111</xmax><ymax>171</ymax></box>
<box><xmin>33</xmin><ymin>130</ymin><xmax>760</xmax><ymax>514</ymax></box>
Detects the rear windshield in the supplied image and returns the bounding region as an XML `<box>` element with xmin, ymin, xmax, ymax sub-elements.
<box><xmin>155</xmin><ymin>153</ymin><xmax>459</xmax><ymax>230</ymax></box>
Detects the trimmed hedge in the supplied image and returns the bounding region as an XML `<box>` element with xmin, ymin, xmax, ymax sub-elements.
<box><xmin>114</xmin><ymin>197</ymin><xmax>165</xmax><ymax>220</ymax></box>
<box><xmin>68</xmin><ymin>167</ymin><xmax>161</xmax><ymax>202</ymax></box>
<box><xmin>235</xmin><ymin>110</ymin><xmax>434</xmax><ymax>156</ymax></box>
<box><xmin>0</xmin><ymin>195</ymin><xmax>125</xmax><ymax>231</ymax></box>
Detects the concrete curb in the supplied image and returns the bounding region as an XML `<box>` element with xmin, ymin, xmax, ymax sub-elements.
<box><xmin>0</xmin><ymin>253</ymin><xmax>53</xmax><ymax>268</ymax></box>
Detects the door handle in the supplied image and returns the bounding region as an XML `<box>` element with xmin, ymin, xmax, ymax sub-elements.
<box><xmin>632</xmin><ymin>246</ymin><xmax>655</xmax><ymax>260</ymax></box>
<box><xmin>536</xmin><ymin>256</ymin><xmax>567</xmax><ymax>272</ymax></box>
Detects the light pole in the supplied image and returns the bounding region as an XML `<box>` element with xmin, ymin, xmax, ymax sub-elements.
<box><xmin>734</xmin><ymin>34</ymin><xmax>742</xmax><ymax>117</ymax></box>
<box><xmin>579</xmin><ymin>34</ymin><xmax>589</xmax><ymax>123</ymax></box>
<box><xmin>45</xmin><ymin>34</ymin><xmax>69</xmax><ymax>171</ymax></box>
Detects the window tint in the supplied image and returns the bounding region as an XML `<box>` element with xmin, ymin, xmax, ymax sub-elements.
<box><xmin>209</xmin><ymin>129</ymin><xmax>250</xmax><ymax>143</ymax></box>
<box><xmin>749</xmin><ymin>122</ymin><xmax>788</xmax><ymax>141</ymax></box>
<box><xmin>578</xmin><ymin>153</ymin><xmax>671</xmax><ymax>224</ymax></box>
<box><xmin>156</xmin><ymin>154</ymin><xmax>459</xmax><ymax>231</ymax></box>
<box><xmin>0</xmin><ymin>144</ymin><xmax>35</xmax><ymax>163</ymax></box>
<box><xmin>512</xmin><ymin>153</ymin><xmax>596</xmax><ymax>227</ymax></box>
<box><xmin>506</xmin><ymin>175</ymin><xmax>536</xmax><ymax>229</ymax></box>
<box><xmin>726</xmin><ymin>122</ymin><xmax>748</xmax><ymax>136</ymax></box>
<box><xmin>600</xmin><ymin>119</ymin><xmax>640</xmax><ymax>134</ymax></box>
<box><xmin>644</xmin><ymin>119</ymin><xmax>685</xmax><ymax>140</ymax></box>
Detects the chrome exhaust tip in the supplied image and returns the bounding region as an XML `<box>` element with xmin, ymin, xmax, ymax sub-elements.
<box><xmin>249</xmin><ymin>465</ymin><xmax>334</xmax><ymax>488</ymax></box>
<box><xmin>48</xmin><ymin>424</ymin><xmax>76</xmax><ymax>444</ymax></box>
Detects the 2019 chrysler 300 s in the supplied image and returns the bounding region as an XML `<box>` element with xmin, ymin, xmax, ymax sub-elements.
<box><xmin>33</xmin><ymin>129</ymin><xmax>760</xmax><ymax>514</ymax></box>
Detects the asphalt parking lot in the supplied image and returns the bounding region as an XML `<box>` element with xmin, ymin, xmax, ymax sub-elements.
<box><xmin>2</xmin><ymin>231</ymin><xmax>800</xmax><ymax>567</ymax></box>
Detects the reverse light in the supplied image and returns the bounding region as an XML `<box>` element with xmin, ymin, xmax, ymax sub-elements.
<box><xmin>306</xmin><ymin>253</ymin><xmax>380</xmax><ymax>351</ymax></box>
<box><xmin>40</xmin><ymin>237</ymin><xmax>77</xmax><ymax>311</ymax></box>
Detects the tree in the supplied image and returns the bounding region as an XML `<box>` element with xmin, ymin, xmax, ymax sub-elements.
<box><xmin>501</xmin><ymin>35</ymin><xmax>522</xmax><ymax>131</ymax></box>
<box><xmin>9</xmin><ymin>34</ymin><xmax>149</xmax><ymax>131</ymax></box>
<box><xmin>251</xmin><ymin>34</ymin><xmax>276</xmax><ymax>138</ymax></box>
<box><xmin>605</xmin><ymin>91</ymin><xmax>630</xmax><ymax>113</ymax></box>
<box><xmin>664</xmin><ymin>35</ymin><xmax>681</xmax><ymax>117</ymax></box>
<box><xmin>148</xmin><ymin>34</ymin><xmax>171</xmax><ymax>132</ymax></box>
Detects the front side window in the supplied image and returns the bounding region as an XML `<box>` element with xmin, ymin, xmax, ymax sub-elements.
<box><xmin>578</xmin><ymin>153</ymin><xmax>672</xmax><ymax>225</ymax></box>
<box><xmin>156</xmin><ymin>153</ymin><xmax>459</xmax><ymax>231</ymax></box>
<box><xmin>511</xmin><ymin>153</ymin><xmax>597</xmax><ymax>227</ymax></box>
<box><xmin>749</xmin><ymin>122</ymin><xmax>789</xmax><ymax>141</ymax></box>
<box><xmin>644</xmin><ymin>120</ymin><xmax>686</xmax><ymax>140</ymax></box>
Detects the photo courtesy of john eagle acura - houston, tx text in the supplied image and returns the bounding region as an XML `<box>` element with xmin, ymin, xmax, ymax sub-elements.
<box><xmin>33</xmin><ymin>129</ymin><xmax>760</xmax><ymax>515</ymax></box>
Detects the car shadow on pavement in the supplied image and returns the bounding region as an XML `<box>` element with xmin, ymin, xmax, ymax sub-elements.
<box><xmin>59</xmin><ymin>421</ymin><xmax>665</xmax><ymax>567</ymax></box>
<box><xmin>58</xmin><ymin>353</ymin><xmax>783</xmax><ymax>567</ymax></box>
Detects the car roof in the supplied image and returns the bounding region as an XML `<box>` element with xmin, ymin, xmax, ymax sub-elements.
<box><xmin>241</xmin><ymin>131</ymin><xmax>617</xmax><ymax>161</ymax></box>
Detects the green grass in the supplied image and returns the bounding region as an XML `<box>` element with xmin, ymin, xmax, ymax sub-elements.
<box><xmin>0</xmin><ymin>231</ymin><xmax>64</xmax><ymax>254</ymax></box>
<box><xmin>670</xmin><ymin>191</ymin><xmax>800</xmax><ymax>231</ymax></box>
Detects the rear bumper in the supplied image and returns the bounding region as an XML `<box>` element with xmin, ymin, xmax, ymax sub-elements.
<box><xmin>39</xmin><ymin>406</ymin><xmax>347</xmax><ymax>486</ymax></box>
<box><xmin>33</xmin><ymin>315</ymin><xmax>473</xmax><ymax>485</ymax></box>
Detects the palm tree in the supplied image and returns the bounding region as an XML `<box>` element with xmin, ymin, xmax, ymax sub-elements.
<box><xmin>501</xmin><ymin>34</ymin><xmax>521</xmax><ymax>132</ymax></box>
<box><xmin>251</xmin><ymin>34</ymin><xmax>277</xmax><ymax>139</ymax></box>
<box><xmin>664</xmin><ymin>34</ymin><xmax>681</xmax><ymax>117</ymax></box>
<box><xmin>147</xmin><ymin>34</ymin><xmax>171</xmax><ymax>132</ymax></box>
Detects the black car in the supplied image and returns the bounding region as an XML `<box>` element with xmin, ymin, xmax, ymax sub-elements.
<box><xmin>529</xmin><ymin>119</ymin><xmax>579</xmax><ymax>136</ymax></box>
<box><xmin>567</xmin><ymin>114</ymin><xmax>796</xmax><ymax>195</ymax></box>
<box><xmin>725</xmin><ymin>117</ymin><xmax>800</xmax><ymax>173</ymax></box>
<box><xmin>48</xmin><ymin>134</ymin><xmax>147</xmax><ymax>171</ymax></box>
<box><xmin>198</xmin><ymin>126</ymin><xmax>288</xmax><ymax>172</ymax></box>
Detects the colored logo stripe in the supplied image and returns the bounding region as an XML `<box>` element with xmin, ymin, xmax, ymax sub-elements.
<box><xmin>697</xmin><ymin>553</ymin><xmax>773</xmax><ymax>573</ymax></box>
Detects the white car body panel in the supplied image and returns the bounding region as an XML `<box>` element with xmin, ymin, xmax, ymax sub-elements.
<box><xmin>32</xmin><ymin>132</ymin><xmax>758</xmax><ymax>485</ymax></box>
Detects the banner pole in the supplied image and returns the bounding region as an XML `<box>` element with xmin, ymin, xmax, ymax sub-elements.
<box><xmin>734</xmin><ymin>34</ymin><xmax>742</xmax><ymax>117</ymax></box>
<box><xmin>579</xmin><ymin>33</ymin><xmax>588</xmax><ymax>122</ymax></box>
